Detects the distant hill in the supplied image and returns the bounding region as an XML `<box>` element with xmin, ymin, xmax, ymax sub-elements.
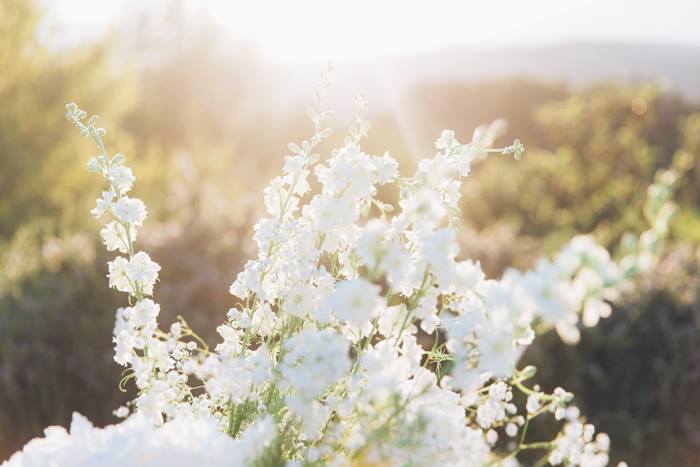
<box><xmin>281</xmin><ymin>42</ymin><xmax>700</xmax><ymax>114</ymax></box>
<box><xmin>402</xmin><ymin>42</ymin><xmax>700</xmax><ymax>95</ymax></box>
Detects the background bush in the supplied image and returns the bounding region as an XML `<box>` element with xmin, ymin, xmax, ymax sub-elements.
<box><xmin>0</xmin><ymin>222</ymin><xmax>126</xmax><ymax>459</ymax></box>
<box><xmin>522</xmin><ymin>245</ymin><xmax>700</xmax><ymax>467</ymax></box>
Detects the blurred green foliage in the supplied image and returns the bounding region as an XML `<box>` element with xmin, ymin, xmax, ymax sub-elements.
<box><xmin>460</xmin><ymin>85</ymin><xmax>694</xmax><ymax>252</ymax></box>
<box><xmin>0</xmin><ymin>0</ymin><xmax>133</xmax><ymax>240</ymax></box>
<box><xmin>2</xmin><ymin>0</ymin><xmax>700</xmax><ymax>462</ymax></box>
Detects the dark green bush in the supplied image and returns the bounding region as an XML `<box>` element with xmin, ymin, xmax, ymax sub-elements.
<box><xmin>0</xmin><ymin>221</ymin><xmax>127</xmax><ymax>459</ymax></box>
<box><xmin>522</xmin><ymin>245</ymin><xmax>700</xmax><ymax>467</ymax></box>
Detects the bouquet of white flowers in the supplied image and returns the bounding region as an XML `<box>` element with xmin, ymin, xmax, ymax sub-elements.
<box><xmin>6</xmin><ymin>71</ymin><xmax>678</xmax><ymax>466</ymax></box>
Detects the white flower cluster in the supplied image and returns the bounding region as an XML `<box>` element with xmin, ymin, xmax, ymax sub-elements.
<box><xmin>7</xmin><ymin>85</ymin><xmax>677</xmax><ymax>467</ymax></box>
<box><xmin>3</xmin><ymin>412</ymin><xmax>274</xmax><ymax>467</ymax></box>
<box><xmin>548</xmin><ymin>422</ymin><xmax>611</xmax><ymax>467</ymax></box>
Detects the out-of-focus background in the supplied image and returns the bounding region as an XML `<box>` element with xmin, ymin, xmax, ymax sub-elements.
<box><xmin>2</xmin><ymin>0</ymin><xmax>700</xmax><ymax>464</ymax></box>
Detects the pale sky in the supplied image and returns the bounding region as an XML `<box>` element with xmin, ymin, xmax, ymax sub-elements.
<box><xmin>40</xmin><ymin>0</ymin><xmax>700</xmax><ymax>64</ymax></box>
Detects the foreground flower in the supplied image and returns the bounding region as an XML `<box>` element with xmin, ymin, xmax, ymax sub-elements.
<box><xmin>3</xmin><ymin>412</ymin><xmax>273</xmax><ymax>467</ymax></box>
<box><xmin>8</xmin><ymin>80</ymin><xmax>680</xmax><ymax>466</ymax></box>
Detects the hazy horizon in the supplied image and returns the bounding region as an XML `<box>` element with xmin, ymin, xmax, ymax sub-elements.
<box><xmin>41</xmin><ymin>0</ymin><xmax>700</xmax><ymax>65</ymax></box>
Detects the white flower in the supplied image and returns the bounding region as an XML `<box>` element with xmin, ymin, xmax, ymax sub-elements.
<box><xmin>127</xmin><ymin>252</ymin><xmax>160</xmax><ymax>295</ymax></box>
<box><xmin>237</xmin><ymin>415</ymin><xmax>278</xmax><ymax>463</ymax></box>
<box><xmin>398</xmin><ymin>188</ymin><xmax>447</xmax><ymax>229</ymax></box>
<box><xmin>113</xmin><ymin>197</ymin><xmax>147</xmax><ymax>226</ymax></box>
<box><xmin>419</xmin><ymin>228</ymin><xmax>458</xmax><ymax>289</ymax></box>
<box><xmin>454</xmin><ymin>260</ymin><xmax>485</xmax><ymax>292</ymax></box>
<box><xmin>101</xmin><ymin>221</ymin><xmax>136</xmax><ymax>253</ymax></box>
<box><xmin>355</xmin><ymin>218</ymin><xmax>386</xmax><ymax>261</ymax></box>
<box><xmin>283</xmin><ymin>155</ymin><xmax>311</xmax><ymax>195</ymax></box>
<box><xmin>435</xmin><ymin>129</ymin><xmax>457</xmax><ymax>151</ymax></box>
<box><xmin>582</xmin><ymin>298</ymin><xmax>612</xmax><ymax>327</ymax></box>
<box><xmin>550</xmin><ymin>421</ymin><xmax>610</xmax><ymax>467</ymax></box>
<box><xmin>359</xmin><ymin>340</ymin><xmax>411</xmax><ymax>405</ymax></box>
<box><xmin>319</xmin><ymin>278</ymin><xmax>382</xmax><ymax>328</ymax></box>
<box><xmin>476</xmin><ymin>325</ymin><xmax>518</xmax><ymax>377</ymax></box>
<box><xmin>91</xmin><ymin>190</ymin><xmax>114</xmax><ymax>218</ymax></box>
<box><xmin>413</xmin><ymin>287</ymin><xmax>439</xmax><ymax>334</ymax></box>
<box><xmin>315</xmin><ymin>144</ymin><xmax>376</xmax><ymax>200</ymax></box>
<box><xmin>250</xmin><ymin>302</ymin><xmax>277</xmax><ymax>337</ymax></box>
<box><xmin>465</xmin><ymin>120</ymin><xmax>507</xmax><ymax>160</ymax></box>
<box><xmin>264</xmin><ymin>177</ymin><xmax>297</xmax><ymax>219</ymax></box>
<box><xmin>377</xmin><ymin>304</ymin><xmax>412</xmax><ymax>339</ymax></box>
<box><xmin>129</xmin><ymin>299</ymin><xmax>160</xmax><ymax>330</ymax></box>
<box><xmin>108</xmin><ymin>256</ymin><xmax>132</xmax><ymax>293</ymax></box>
<box><xmin>279</xmin><ymin>328</ymin><xmax>350</xmax><ymax>401</ymax></box>
<box><xmin>284</xmin><ymin>282</ymin><xmax>316</xmax><ymax>318</ymax></box>
<box><xmin>113</xmin><ymin>308</ymin><xmax>135</xmax><ymax>365</ymax></box>
<box><xmin>305</xmin><ymin>193</ymin><xmax>355</xmax><ymax>235</ymax></box>
<box><xmin>86</xmin><ymin>156</ymin><xmax>102</xmax><ymax>173</ymax></box>
<box><xmin>216</xmin><ymin>324</ymin><xmax>242</xmax><ymax>358</ymax></box>
<box><xmin>5</xmin><ymin>412</ymin><xmax>249</xmax><ymax>467</ymax></box>
<box><xmin>107</xmin><ymin>165</ymin><xmax>135</xmax><ymax>193</ymax></box>
<box><xmin>526</xmin><ymin>394</ymin><xmax>541</xmax><ymax>414</ymax></box>
<box><xmin>372</xmin><ymin>151</ymin><xmax>399</xmax><ymax>184</ymax></box>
